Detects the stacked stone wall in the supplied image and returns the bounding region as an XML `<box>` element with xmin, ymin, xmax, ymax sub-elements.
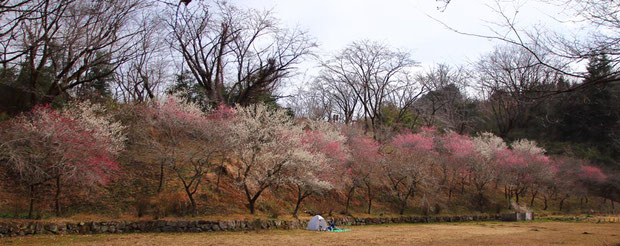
<box><xmin>0</xmin><ymin>214</ymin><xmax>503</xmax><ymax>238</ymax></box>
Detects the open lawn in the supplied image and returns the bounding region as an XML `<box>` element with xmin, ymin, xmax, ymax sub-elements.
<box><xmin>1</xmin><ymin>221</ymin><xmax>619</xmax><ymax>246</ymax></box>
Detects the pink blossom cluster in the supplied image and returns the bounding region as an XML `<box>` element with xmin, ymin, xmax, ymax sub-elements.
<box><xmin>1</xmin><ymin>103</ymin><xmax>125</xmax><ymax>186</ymax></box>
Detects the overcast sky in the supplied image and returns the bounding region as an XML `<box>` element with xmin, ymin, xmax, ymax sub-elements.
<box><xmin>230</xmin><ymin>0</ymin><xmax>577</xmax><ymax>92</ymax></box>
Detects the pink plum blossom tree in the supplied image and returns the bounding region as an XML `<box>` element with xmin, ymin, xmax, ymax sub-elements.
<box><xmin>384</xmin><ymin>127</ymin><xmax>437</xmax><ymax>214</ymax></box>
<box><xmin>141</xmin><ymin>95</ymin><xmax>230</xmax><ymax>215</ymax></box>
<box><xmin>341</xmin><ymin>127</ymin><xmax>383</xmax><ymax>215</ymax></box>
<box><xmin>0</xmin><ymin>102</ymin><xmax>125</xmax><ymax>218</ymax></box>
<box><xmin>439</xmin><ymin>131</ymin><xmax>476</xmax><ymax>200</ymax></box>
<box><xmin>505</xmin><ymin>139</ymin><xmax>551</xmax><ymax>208</ymax></box>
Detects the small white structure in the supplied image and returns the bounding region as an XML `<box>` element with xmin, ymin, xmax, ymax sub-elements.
<box><xmin>306</xmin><ymin>215</ymin><xmax>328</xmax><ymax>231</ymax></box>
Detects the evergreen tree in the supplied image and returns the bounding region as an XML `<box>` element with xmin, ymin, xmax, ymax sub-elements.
<box><xmin>557</xmin><ymin>53</ymin><xmax>619</xmax><ymax>165</ymax></box>
<box><xmin>76</xmin><ymin>52</ymin><xmax>114</xmax><ymax>101</ymax></box>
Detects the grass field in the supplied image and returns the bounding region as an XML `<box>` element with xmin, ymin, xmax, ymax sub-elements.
<box><xmin>1</xmin><ymin>221</ymin><xmax>619</xmax><ymax>245</ymax></box>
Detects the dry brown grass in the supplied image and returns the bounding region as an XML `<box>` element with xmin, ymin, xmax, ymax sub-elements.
<box><xmin>2</xmin><ymin>221</ymin><xmax>619</xmax><ymax>246</ymax></box>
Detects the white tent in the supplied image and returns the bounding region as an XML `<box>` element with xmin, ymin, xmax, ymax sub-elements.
<box><xmin>306</xmin><ymin>215</ymin><xmax>328</xmax><ymax>231</ymax></box>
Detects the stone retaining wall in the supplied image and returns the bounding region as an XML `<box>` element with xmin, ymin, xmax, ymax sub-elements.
<box><xmin>500</xmin><ymin>212</ymin><xmax>534</xmax><ymax>221</ymax></box>
<box><xmin>545</xmin><ymin>216</ymin><xmax>620</xmax><ymax>223</ymax></box>
<box><xmin>0</xmin><ymin>215</ymin><xmax>500</xmax><ymax>238</ymax></box>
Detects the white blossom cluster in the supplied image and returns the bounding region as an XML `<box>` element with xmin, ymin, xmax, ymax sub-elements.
<box><xmin>65</xmin><ymin>101</ymin><xmax>127</xmax><ymax>156</ymax></box>
<box><xmin>227</xmin><ymin>104</ymin><xmax>299</xmax><ymax>188</ymax></box>
<box><xmin>511</xmin><ymin>139</ymin><xmax>546</xmax><ymax>156</ymax></box>
<box><xmin>472</xmin><ymin>132</ymin><xmax>507</xmax><ymax>161</ymax></box>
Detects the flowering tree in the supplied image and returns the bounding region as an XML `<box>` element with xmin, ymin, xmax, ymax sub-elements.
<box><xmin>226</xmin><ymin>103</ymin><xmax>302</xmax><ymax>214</ymax></box>
<box><xmin>521</xmin><ymin>153</ymin><xmax>554</xmax><ymax>208</ymax></box>
<box><xmin>141</xmin><ymin>96</ymin><xmax>228</xmax><ymax>215</ymax></box>
<box><xmin>576</xmin><ymin>165</ymin><xmax>607</xmax><ymax>209</ymax></box>
<box><xmin>495</xmin><ymin>139</ymin><xmax>552</xmax><ymax>209</ymax></box>
<box><xmin>384</xmin><ymin>128</ymin><xmax>437</xmax><ymax>214</ymax></box>
<box><xmin>512</xmin><ymin>140</ymin><xmax>551</xmax><ymax>207</ymax></box>
<box><xmin>550</xmin><ymin>157</ymin><xmax>596</xmax><ymax>211</ymax></box>
<box><xmin>579</xmin><ymin>166</ymin><xmax>607</xmax><ymax>184</ymax></box>
<box><xmin>538</xmin><ymin>159</ymin><xmax>560</xmax><ymax>210</ymax></box>
<box><xmin>471</xmin><ymin>132</ymin><xmax>506</xmax><ymax>209</ymax></box>
<box><xmin>287</xmin><ymin>120</ymin><xmax>347</xmax><ymax>217</ymax></box>
<box><xmin>340</xmin><ymin>127</ymin><xmax>383</xmax><ymax>214</ymax></box>
<box><xmin>142</xmin><ymin>96</ymin><xmax>208</xmax><ymax>194</ymax></box>
<box><xmin>209</xmin><ymin>104</ymin><xmax>235</xmax><ymax>192</ymax></box>
<box><xmin>0</xmin><ymin>102</ymin><xmax>125</xmax><ymax>218</ymax></box>
<box><xmin>439</xmin><ymin>131</ymin><xmax>476</xmax><ymax>200</ymax></box>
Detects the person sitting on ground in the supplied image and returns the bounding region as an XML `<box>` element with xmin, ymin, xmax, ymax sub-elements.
<box><xmin>327</xmin><ymin>220</ymin><xmax>339</xmax><ymax>231</ymax></box>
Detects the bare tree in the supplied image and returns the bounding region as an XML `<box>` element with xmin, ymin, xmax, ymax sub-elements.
<box><xmin>0</xmin><ymin>0</ymin><xmax>56</xmax><ymax>67</ymax></box>
<box><xmin>320</xmin><ymin>40</ymin><xmax>416</xmax><ymax>139</ymax></box>
<box><xmin>304</xmin><ymin>70</ymin><xmax>363</xmax><ymax>124</ymax></box>
<box><xmin>435</xmin><ymin>0</ymin><xmax>620</xmax><ymax>93</ymax></box>
<box><xmin>287</xmin><ymin>83</ymin><xmax>334</xmax><ymax>121</ymax></box>
<box><xmin>3</xmin><ymin>0</ymin><xmax>147</xmax><ymax>105</ymax></box>
<box><xmin>414</xmin><ymin>64</ymin><xmax>474</xmax><ymax>133</ymax></box>
<box><xmin>114</xmin><ymin>9</ymin><xmax>169</xmax><ymax>103</ymax></box>
<box><xmin>167</xmin><ymin>1</ymin><xmax>315</xmax><ymax>106</ymax></box>
<box><xmin>475</xmin><ymin>45</ymin><xmax>562</xmax><ymax>137</ymax></box>
<box><xmin>384</xmin><ymin>71</ymin><xmax>426</xmax><ymax>128</ymax></box>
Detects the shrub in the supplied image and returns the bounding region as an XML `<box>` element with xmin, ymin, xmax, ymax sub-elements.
<box><xmin>151</xmin><ymin>192</ymin><xmax>191</xmax><ymax>218</ymax></box>
<box><xmin>135</xmin><ymin>197</ymin><xmax>151</xmax><ymax>218</ymax></box>
<box><xmin>434</xmin><ymin>204</ymin><xmax>442</xmax><ymax>215</ymax></box>
<box><xmin>257</xmin><ymin>200</ymin><xmax>282</xmax><ymax>219</ymax></box>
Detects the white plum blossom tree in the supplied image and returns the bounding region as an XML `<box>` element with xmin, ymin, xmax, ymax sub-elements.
<box><xmin>227</xmin><ymin>103</ymin><xmax>301</xmax><ymax>214</ymax></box>
<box><xmin>287</xmin><ymin>120</ymin><xmax>348</xmax><ymax>217</ymax></box>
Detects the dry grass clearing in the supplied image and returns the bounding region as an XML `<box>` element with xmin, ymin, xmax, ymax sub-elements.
<box><xmin>1</xmin><ymin>221</ymin><xmax>619</xmax><ymax>246</ymax></box>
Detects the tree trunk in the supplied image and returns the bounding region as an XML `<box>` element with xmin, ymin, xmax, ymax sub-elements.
<box><xmin>216</xmin><ymin>170</ymin><xmax>222</xmax><ymax>192</ymax></box>
<box><xmin>559</xmin><ymin>196</ymin><xmax>567</xmax><ymax>211</ymax></box>
<box><xmin>529</xmin><ymin>190</ymin><xmax>538</xmax><ymax>208</ymax></box>
<box><xmin>249</xmin><ymin>199</ymin><xmax>256</xmax><ymax>214</ymax></box>
<box><xmin>55</xmin><ymin>176</ymin><xmax>61</xmax><ymax>217</ymax></box>
<box><xmin>293</xmin><ymin>198</ymin><xmax>303</xmax><ymax>218</ymax></box>
<box><xmin>515</xmin><ymin>189</ymin><xmax>520</xmax><ymax>204</ymax></box>
<box><xmin>399</xmin><ymin>200</ymin><xmax>407</xmax><ymax>215</ymax></box>
<box><xmin>157</xmin><ymin>162</ymin><xmax>165</xmax><ymax>193</ymax></box>
<box><xmin>366</xmin><ymin>184</ymin><xmax>372</xmax><ymax>214</ymax></box>
<box><xmin>478</xmin><ymin>190</ymin><xmax>485</xmax><ymax>211</ymax></box>
<box><xmin>441</xmin><ymin>167</ymin><xmax>448</xmax><ymax>185</ymax></box>
<box><xmin>344</xmin><ymin>186</ymin><xmax>355</xmax><ymax>215</ymax></box>
<box><xmin>293</xmin><ymin>188</ymin><xmax>312</xmax><ymax>218</ymax></box>
<box><xmin>28</xmin><ymin>184</ymin><xmax>35</xmax><ymax>219</ymax></box>
<box><xmin>188</xmin><ymin>193</ymin><xmax>196</xmax><ymax>216</ymax></box>
<box><xmin>507</xmin><ymin>188</ymin><xmax>513</xmax><ymax>209</ymax></box>
<box><xmin>543</xmin><ymin>196</ymin><xmax>548</xmax><ymax>210</ymax></box>
<box><xmin>245</xmin><ymin>185</ymin><xmax>267</xmax><ymax>215</ymax></box>
<box><xmin>216</xmin><ymin>157</ymin><xmax>225</xmax><ymax>192</ymax></box>
<box><xmin>183</xmin><ymin>186</ymin><xmax>197</xmax><ymax>216</ymax></box>
<box><xmin>216</xmin><ymin>165</ymin><xmax>223</xmax><ymax>193</ymax></box>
